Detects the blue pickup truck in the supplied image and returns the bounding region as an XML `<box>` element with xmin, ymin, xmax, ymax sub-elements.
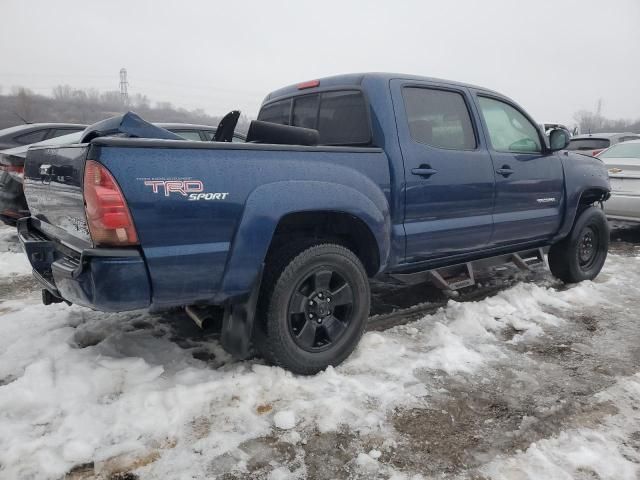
<box><xmin>18</xmin><ymin>73</ymin><xmax>610</xmax><ymax>374</ymax></box>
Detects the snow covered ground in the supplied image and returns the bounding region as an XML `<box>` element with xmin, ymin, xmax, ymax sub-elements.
<box><xmin>1</xmin><ymin>224</ymin><xmax>640</xmax><ymax>479</ymax></box>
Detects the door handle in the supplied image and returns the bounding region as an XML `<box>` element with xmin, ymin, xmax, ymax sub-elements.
<box><xmin>496</xmin><ymin>165</ymin><xmax>514</xmax><ymax>177</ymax></box>
<box><xmin>411</xmin><ymin>165</ymin><xmax>438</xmax><ymax>178</ymax></box>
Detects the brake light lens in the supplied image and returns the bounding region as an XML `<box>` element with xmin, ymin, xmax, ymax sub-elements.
<box><xmin>297</xmin><ymin>79</ymin><xmax>320</xmax><ymax>90</ymax></box>
<box><xmin>83</xmin><ymin>160</ymin><xmax>138</xmax><ymax>246</ymax></box>
<box><xmin>592</xmin><ymin>149</ymin><xmax>604</xmax><ymax>157</ymax></box>
<box><xmin>0</xmin><ymin>163</ymin><xmax>24</xmax><ymax>180</ymax></box>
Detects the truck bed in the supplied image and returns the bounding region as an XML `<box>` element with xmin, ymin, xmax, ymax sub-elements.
<box><xmin>23</xmin><ymin>138</ymin><xmax>390</xmax><ymax>309</ymax></box>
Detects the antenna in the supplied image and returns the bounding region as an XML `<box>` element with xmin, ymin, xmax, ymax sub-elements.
<box><xmin>12</xmin><ymin>110</ymin><xmax>29</xmax><ymax>124</ymax></box>
<box><xmin>119</xmin><ymin>68</ymin><xmax>129</xmax><ymax>104</ymax></box>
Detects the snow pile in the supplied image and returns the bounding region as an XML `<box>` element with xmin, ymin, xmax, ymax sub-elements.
<box><xmin>273</xmin><ymin>410</ymin><xmax>296</xmax><ymax>430</ymax></box>
<box><xmin>0</xmin><ymin>251</ymin><xmax>31</xmax><ymax>276</ymax></box>
<box><xmin>483</xmin><ymin>374</ymin><xmax>640</xmax><ymax>480</ymax></box>
<box><xmin>0</xmin><ymin>224</ymin><xmax>18</xmax><ymax>245</ymax></box>
<box><xmin>0</xmin><ymin>224</ymin><xmax>30</xmax><ymax>275</ymax></box>
<box><xmin>0</xmin><ymin>249</ymin><xmax>635</xmax><ymax>478</ymax></box>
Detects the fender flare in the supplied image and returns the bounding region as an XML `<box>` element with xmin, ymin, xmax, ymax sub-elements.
<box><xmin>553</xmin><ymin>157</ymin><xmax>610</xmax><ymax>243</ymax></box>
<box><xmin>218</xmin><ymin>180</ymin><xmax>391</xmax><ymax>300</ymax></box>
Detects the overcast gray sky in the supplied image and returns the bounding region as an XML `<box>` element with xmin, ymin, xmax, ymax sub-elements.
<box><xmin>1</xmin><ymin>0</ymin><xmax>639</xmax><ymax>125</ymax></box>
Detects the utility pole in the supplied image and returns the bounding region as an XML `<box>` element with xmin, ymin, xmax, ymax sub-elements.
<box><xmin>119</xmin><ymin>68</ymin><xmax>129</xmax><ymax>104</ymax></box>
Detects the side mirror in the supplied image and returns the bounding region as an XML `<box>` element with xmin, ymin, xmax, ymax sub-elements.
<box><xmin>548</xmin><ymin>128</ymin><xmax>570</xmax><ymax>151</ymax></box>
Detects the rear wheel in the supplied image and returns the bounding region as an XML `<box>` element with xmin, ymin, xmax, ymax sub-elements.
<box><xmin>254</xmin><ymin>242</ymin><xmax>370</xmax><ymax>375</ymax></box>
<box><xmin>548</xmin><ymin>206</ymin><xmax>609</xmax><ymax>283</ymax></box>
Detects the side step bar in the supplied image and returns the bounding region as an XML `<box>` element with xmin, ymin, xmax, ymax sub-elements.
<box><xmin>389</xmin><ymin>247</ymin><xmax>547</xmax><ymax>291</ymax></box>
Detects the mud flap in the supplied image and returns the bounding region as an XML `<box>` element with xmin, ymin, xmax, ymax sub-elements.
<box><xmin>220</xmin><ymin>264</ymin><xmax>264</xmax><ymax>359</ymax></box>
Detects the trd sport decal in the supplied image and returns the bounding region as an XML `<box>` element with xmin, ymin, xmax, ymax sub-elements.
<box><xmin>138</xmin><ymin>178</ymin><xmax>229</xmax><ymax>201</ymax></box>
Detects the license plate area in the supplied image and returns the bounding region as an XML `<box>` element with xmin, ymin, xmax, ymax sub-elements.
<box><xmin>18</xmin><ymin>224</ymin><xmax>56</xmax><ymax>279</ymax></box>
<box><xmin>609</xmin><ymin>177</ymin><xmax>639</xmax><ymax>194</ymax></box>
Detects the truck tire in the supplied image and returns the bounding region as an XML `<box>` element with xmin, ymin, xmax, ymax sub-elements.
<box><xmin>548</xmin><ymin>206</ymin><xmax>609</xmax><ymax>283</ymax></box>
<box><xmin>254</xmin><ymin>242</ymin><xmax>370</xmax><ymax>375</ymax></box>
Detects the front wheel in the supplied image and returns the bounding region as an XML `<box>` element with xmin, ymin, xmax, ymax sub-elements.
<box><xmin>548</xmin><ymin>206</ymin><xmax>609</xmax><ymax>283</ymax></box>
<box><xmin>254</xmin><ymin>242</ymin><xmax>370</xmax><ymax>375</ymax></box>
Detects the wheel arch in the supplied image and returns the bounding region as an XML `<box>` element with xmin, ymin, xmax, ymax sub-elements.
<box><xmin>218</xmin><ymin>180</ymin><xmax>391</xmax><ymax>301</ymax></box>
<box><xmin>268</xmin><ymin>210</ymin><xmax>381</xmax><ymax>276</ymax></box>
<box><xmin>554</xmin><ymin>153</ymin><xmax>611</xmax><ymax>243</ymax></box>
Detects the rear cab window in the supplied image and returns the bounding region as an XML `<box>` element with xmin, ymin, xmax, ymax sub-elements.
<box><xmin>567</xmin><ymin>138</ymin><xmax>611</xmax><ymax>151</ymax></box>
<box><xmin>258</xmin><ymin>90</ymin><xmax>371</xmax><ymax>146</ymax></box>
<box><xmin>258</xmin><ymin>99</ymin><xmax>292</xmax><ymax>126</ymax></box>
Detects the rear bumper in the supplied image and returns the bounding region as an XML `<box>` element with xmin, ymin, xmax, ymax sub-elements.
<box><xmin>18</xmin><ymin>218</ymin><xmax>151</xmax><ymax>311</ymax></box>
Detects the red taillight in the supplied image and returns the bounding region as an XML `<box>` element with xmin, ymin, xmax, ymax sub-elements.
<box><xmin>297</xmin><ymin>79</ymin><xmax>320</xmax><ymax>90</ymax></box>
<box><xmin>0</xmin><ymin>164</ymin><xmax>24</xmax><ymax>179</ymax></box>
<box><xmin>592</xmin><ymin>149</ymin><xmax>604</xmax><ymax>157</ymax></box>
<box><xmin>83</xmin><ymin>160</ymin><xmax>138</xmax><ymax>246</ymax></box>
<box><xmin>1</xmin><ymin>209</ymin><xmax>22</xmax><ymax>219</ymax></box>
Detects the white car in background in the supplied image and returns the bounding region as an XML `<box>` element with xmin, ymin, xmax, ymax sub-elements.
<box><xmin>567</xmin><ymin>132</ymin><xmax>640</xmax><ymax>157</ymax></box>
<box><xmin>601</xmin><ymin>139</ymin><xmax>640</xmax><ymax>222</ymax></box>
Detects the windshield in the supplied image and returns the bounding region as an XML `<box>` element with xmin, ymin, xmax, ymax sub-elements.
<box><xmin>600</xmin><ymin>142</ymin><xmax>640</xmax><ymax>159</ymax></box>
<box><xmin>567</xmin><ymin>138</ymin><xmax>610</xmax><ymax>151</ymax></box>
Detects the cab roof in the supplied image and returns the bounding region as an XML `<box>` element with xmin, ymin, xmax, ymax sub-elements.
<box><xmin>263</xmin><ymin>72</ymin><xmax>499</xmax><ymax>103</ymax></box>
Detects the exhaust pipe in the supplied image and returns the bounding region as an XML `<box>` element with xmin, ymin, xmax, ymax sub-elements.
<box><xmin>185</xmin><ymin>305</ymin><xmax>217</xmax><ymax>330</ymax></box>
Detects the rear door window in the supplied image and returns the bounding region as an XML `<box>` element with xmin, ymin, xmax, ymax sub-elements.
<box><xmin>403</xmin><ymin>87</ymin><xmax>477</xmax><ymax>150</ymax></box>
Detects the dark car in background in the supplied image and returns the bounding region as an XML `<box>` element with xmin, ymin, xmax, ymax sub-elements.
<box><xmin>0</xmin><ymin>123</ymin><xmax>86</xmax><ymax>150</ymax></box>
<box><xmin>567</xmin><ymin>132</ymin><xmax>640</xmax><ymax>157</ymax></box>
<box><xmin>0</xmin><ymin>123</ymin><xmax>245</xmax><ymax>224</ymax></box>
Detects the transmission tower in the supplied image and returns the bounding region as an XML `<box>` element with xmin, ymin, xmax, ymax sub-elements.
<box><xmin>119</xmin><ymin>68</ymin><xmax>129</xmax><ymax>104</ymax></box>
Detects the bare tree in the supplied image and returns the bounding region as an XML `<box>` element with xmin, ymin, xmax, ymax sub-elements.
<box><xmin>0</xmin><ymin>84</ymin><xmax>250</xmax><ymax>130</ymax></box>
<box><xmin>52</xmin><ymin>85</ymin><xmax>74</xmax><ymax>100</ymax></box>
<box><xmin>15</xmin><ymin>88</ymin><xmax>33</xmax><ymax>123</ymax></box>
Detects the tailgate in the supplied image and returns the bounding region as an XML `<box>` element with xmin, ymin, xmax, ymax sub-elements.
<box><xmin>23</xmin><ymin>145</ymin><xmax>91</xmax><ymax>248</ymax></box>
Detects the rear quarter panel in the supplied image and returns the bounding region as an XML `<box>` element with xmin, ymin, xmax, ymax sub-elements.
<box><xmin>92</xmin><ymin>142</ymin><xmax>391</xmax><ymax>308</ymax></box>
